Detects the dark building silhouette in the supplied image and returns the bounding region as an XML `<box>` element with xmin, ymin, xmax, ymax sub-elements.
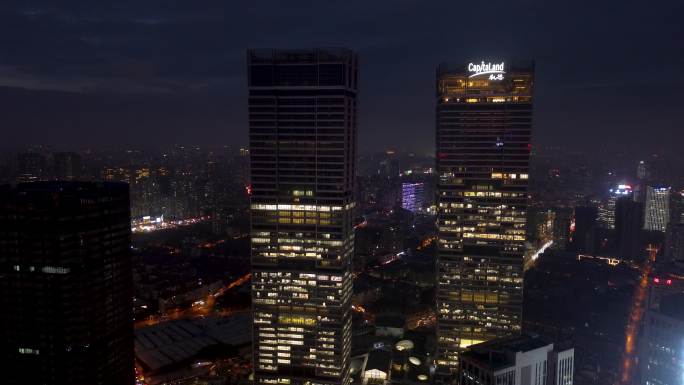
<box><xmin>665</xmin><ymin>223</ymin><xmax>684</xmax><ymax>263</ymax></box>
<box><xmin>615</xmin><ymin>196</ymin><xmax>645</xmax><ymax>260</ymax></box>
<box><xmin>669</xmin><ymin>190</ymin><xmax>684</xmax><ymax>225</ymax></box>
<box><xmin>0</xmin><ymin>182</ymin><xmax>134</xmax><ymax>385</ymax></box>
<box><xmin>15</xmin><ymin>152</ymin><xmax>47</xmax><ymax>183</ymax></box>
<box><xmin>552</xmin><ymin>207</ymin><xmax>573</xmax><ymax>250</ymax></box>
<box><xmin>247</xmin><ymin>48</ymin><xmax>358</xmax><ymax>385</ymax></box>
<box><xmin>568</xmin><ymin>206</ymin><xmax>598</xmax><ymax>254</ymax></box>
<box><xmin>53</xmin><ymin>152</ymin><xmax>83</xmax><ymax>181</ymax></box>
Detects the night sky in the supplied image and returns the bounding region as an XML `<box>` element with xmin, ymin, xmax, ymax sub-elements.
<box><xmin>1</xmin><ymin>0</ymin><xmax>683</xmax><ymax>155</ymax></box>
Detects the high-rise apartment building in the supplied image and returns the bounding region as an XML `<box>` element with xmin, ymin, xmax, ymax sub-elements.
<box><xmin>644</xmin><ymin>186</ymin><xmax>670</xmax><ymax>232</ymax></box>
<box><xmin>435</xmin><ymin>60</ymin><xmax>534</xmax><ymax>377</ymax></box>
<box><xmin>0</xmin><ymin>182</ymin><xmax>134</xmax><ymax>385</ymax></box>
<box><xmin>247</xmin><ymin>48</ymin><xmax>357</xmax><ymax>385</ymax></box>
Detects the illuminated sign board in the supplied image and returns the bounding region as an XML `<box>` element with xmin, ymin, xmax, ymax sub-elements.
<box><xmin>468</xmin><ymin>61</ymin><xmax>505</xmax><ymax>80</ymax></box>
<box><xmin>610</xmin><ymin>184</ymin><xmax>633</xmax><ymax>196</ymax></box>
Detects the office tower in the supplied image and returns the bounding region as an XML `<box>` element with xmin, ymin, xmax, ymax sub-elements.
<box><xmin>568</xmin><ymin>206</ymin><xmax>598</xmax><ymax>254</ymax></box>
<box><xmin>552</xmin><ymin>207</ymin><xmax>573</xmax><ymax>250</ymax></box>
<box><xmin>634</xmin><ymin>161</ymin><xmax>650</xmax><ymax>203</ymax></box>
<box><xmin>665</xmin><ymin>191</ymin><xmax>684</xmax><ymax>262</ymax></box>
<box><xmin>643</xmin><ymin>186</ymin><xmax>670</xmax><ymax>232</ymax></box>
<box><xmin>247</xmin><ymin>48</ymin><xmax>357</xmax><ymax>385</ymax></box>
<box><xmin>15</xmin><ymin>152</ymin><xmax>47</xmax><ymax>182</ymax></box>
<box><xmin>636</xmin><ymin>160</ymin><xmax>649</xmax><ymax>181</ymax></box>
<box><xmin>669</xmin><ymin>190</ymin><xmax>684</xmax><ymax>225</ymax></box>
<box><xmin>615</xmin><ymin>196</ymin><xmax>644</xmax><ymax>260</ymax></box>
<box><xmin>665</xmin><ymin>223</ymin><xmax>684</xmax><ymax>263</ymax></box>
<box><xmin>53</xmin><ymin>152</ymin><xmax>83</xmax><ymax>181</ymax></box>
<box><xmin>597</xmin><ymin>184</ymin><xmax>632</xmax><ymax>229</ymax></box>
<box><xmin>0</xmin><ymin>182</ymin><xmax>134</xmax><ymax>385</ymax></box>
<box><xmin>435</xmin><ymin>60</ymin><xmax>534</xmax><ymax>377</ymax></box>
<box><xmin>237</xmin><ymin>147</ymin><xmax>251</xmax><ymax>191</ymax></box>
<box><xmin>458</xmin><ymin>334</ymin><xmax>574</xmax><ymax>385</ymax></box>
<box><xmin>638</xmin><ymin>293</ymin><xmax>684</xmax><ymax>385</ymax></box>
<box><xmin>402</xmin><ymin>182</ymin><xmax>424</xmax><ymax>213</ymax></box>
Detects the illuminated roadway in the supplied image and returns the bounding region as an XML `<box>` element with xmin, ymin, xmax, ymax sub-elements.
<box><xmin>131</xmin><ymin>215</ymin><xmax>211</xmax><ymax>233</ymax></box>
<box><xmin>523</xmin><ymin>240</ymin><xmax>553</xmax><ymax>271</ymax></box>
<box><xmin>135</xmin><ymin>273</ymin><xmax>252</xmax><ymax>328</ymax></box>
<box><xmin>619</xmin><ymin>245</ymin><xmax>657</xmax><ymax>384</ymax></box>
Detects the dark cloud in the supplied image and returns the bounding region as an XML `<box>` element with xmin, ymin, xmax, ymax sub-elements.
<box><xmin>0</xmin><ymin>0</ymin><xmax>682</xmax><ymax>154</ymax></box>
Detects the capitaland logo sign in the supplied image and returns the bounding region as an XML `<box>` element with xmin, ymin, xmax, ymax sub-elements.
<box><xmin>468</xmin><ymin>61</ymin><xmax>505</xmax><ymax>80</ymax></box>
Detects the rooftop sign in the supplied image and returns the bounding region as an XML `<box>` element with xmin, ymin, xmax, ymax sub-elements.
<box><xmin>468</xmin><ymin>61</ymin><xmax>505</xmax><ymax>80</ymax></box>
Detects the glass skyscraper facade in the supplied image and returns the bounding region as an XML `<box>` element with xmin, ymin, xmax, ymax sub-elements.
<box><xmin>247</xmin><ymin>48</ymin><xmax>357</xmax><ymax>385</ymax></box>
<box><xmin>434</xmin><ymin>60</ymin><xmax>535</xmax><ymax>378</ymax></box>
<box><xmin>598</xmin><ymin>184</ymin><xmax>632</xmax><ymax>229</ymax></box>
<box><xmin>644</xmin><ymin>186</ymin><xmax>670</xmax><ymax>232</ymax></box>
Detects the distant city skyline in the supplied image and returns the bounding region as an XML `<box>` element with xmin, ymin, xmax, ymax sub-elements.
<box><xmin>1</xmin><ymin>3</ymin><xmax>683</xmax><ymax>385</ymax></box>
<box><xmin>0</xmin><ymin>2</ymin><xmax>682</xmax><ymax>154</ymax></box>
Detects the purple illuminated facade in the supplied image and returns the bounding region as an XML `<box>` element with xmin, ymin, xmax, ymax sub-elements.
<box><xmin>402</xmin><ymin>182</ymin><xmax>424</xmax><ymax>213</ymax></box>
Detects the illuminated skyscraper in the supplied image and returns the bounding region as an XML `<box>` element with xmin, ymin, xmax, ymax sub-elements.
<box><xmin>435</xmin><ymin>60</ymin><xmax>534</xmax><ymax>378</ymax></box>
<box><xmin>644</xmin><ymin>186</ymin><xmax>670</xmax><ymax>232</ymax></box>
<box><xmin>247</xmin><ymin>48</ymin><xmax>357</xmax><ymax>385</ymax></box>
<box><xmin>0</xmin><ymin>182</ymin><xmax>134</xmax><ymax>385</ymax></box>
<box><xmin>597</xmin><ymin>184</ymin><xmax>632</xmax><ymax>229</ymax></box>
<box><xmin>402</xmin><ymin>182</ymin><xmax>424</xmax><ymax>213</ymax></box>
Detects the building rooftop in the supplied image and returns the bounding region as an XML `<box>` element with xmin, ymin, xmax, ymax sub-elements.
<box><xmin>135</xmin><ymin>313</ymin><xmax>251</xmax><ymax>372</ymax></box>
<box><xmin>248</xmin><ymin>48</ymin><xmax>355</xmax><ymax>64</ymax></box>
<box><xmin>437</xmin><ymin>60</ymin><xmax>535</xmax><ymax>77</ymax></box>
<box><xmin>375</xmin><ymin>314</ymin><xmax>405</xmax><ymax>329</ymax></box>
<box><xmin>365</xmin><ymin>349</ymin><xmax>392</xmax><ymax>373</ymax></box>
<box><xmin>460</xmin><ymin>333</ymin><xmax>552</xmax><ymax>371</ymax></box>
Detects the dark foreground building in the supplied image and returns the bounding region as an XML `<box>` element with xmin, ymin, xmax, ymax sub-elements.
<box><xmin>0</xmin><ymin>182</ymin><xmax>134</xmax><ymax>385</ymax></box>
<box><xmin>247</xmin><ymin>49</ymin><xmax>358</xmax><ymax>385</ymax></box>
<box><xmin>435</xmin><ymin>60</ymin><xmax>535</xmax><ymax>378</ymax></box>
